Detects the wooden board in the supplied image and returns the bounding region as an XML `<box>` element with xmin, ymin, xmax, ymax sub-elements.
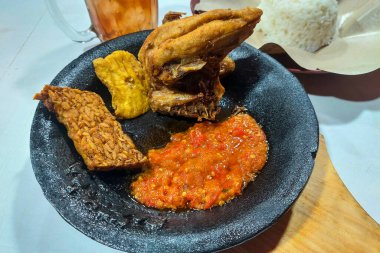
<box><xmin>223</xmin><ymin>136</ymin><xmax>380</xmax><ymax>253</ymax></box>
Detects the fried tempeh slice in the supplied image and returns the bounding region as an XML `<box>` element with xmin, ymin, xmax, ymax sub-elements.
<box><xmin>34</xmin><ymin>85</ymin><xmax>147</xmax><ymax>170</ymax></box>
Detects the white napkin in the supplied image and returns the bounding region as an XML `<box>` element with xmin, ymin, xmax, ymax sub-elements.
<box><xmin>310</xmin><ymin>95</ymin><xmax>380</xmax><ymax>224</ymax></box>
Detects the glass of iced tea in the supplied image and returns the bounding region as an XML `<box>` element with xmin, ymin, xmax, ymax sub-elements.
<box><xmin>45</xmin><ymin>0</ymin><xmax>158</xmax><ymax>42</ymax></box>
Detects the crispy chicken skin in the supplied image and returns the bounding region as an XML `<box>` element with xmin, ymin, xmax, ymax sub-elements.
<box><xmin>138</xmin><ymin>8</ymin><xmax>262</xmax><ymax>120</ymax></box>
<box><xmin>162</xmin><ymin>11</ymin><xmax>236</xmax><ymax>78</ymax></box>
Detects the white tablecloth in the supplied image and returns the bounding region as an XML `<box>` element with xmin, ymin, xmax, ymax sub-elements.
<box><xmin>0</xmin><ymin>0</ymin><xmax>378</xmax><ymax>252</ymax></box>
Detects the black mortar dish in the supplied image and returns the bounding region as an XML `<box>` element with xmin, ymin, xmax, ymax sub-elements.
<box><xmin>30</xmin><ymin>30</ymin><xmax>319</xmax><ymax>253</ymax></box>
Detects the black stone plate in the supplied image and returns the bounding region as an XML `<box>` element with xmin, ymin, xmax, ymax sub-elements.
<box><xmin>30</xmin><ymin>30</ymin><xmax>319</xmax><ymax>253</ymax></box>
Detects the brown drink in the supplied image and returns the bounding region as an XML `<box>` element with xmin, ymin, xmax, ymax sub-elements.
<box><xmin>85</xmin><ymin>0</ymin><xmax>158</xmax><ymax>41</ymax></box>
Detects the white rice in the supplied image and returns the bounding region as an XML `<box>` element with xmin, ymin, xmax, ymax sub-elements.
<box><xmin>256</xmin><ymin>0</ymin><xmax>338</xmax><ymax>52</ymax></box>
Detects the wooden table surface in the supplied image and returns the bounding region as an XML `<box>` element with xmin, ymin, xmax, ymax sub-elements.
<box><xmin>223</xmin><ymin>136</ymin><xmax>380</xmax><ymax>253</ymax></box>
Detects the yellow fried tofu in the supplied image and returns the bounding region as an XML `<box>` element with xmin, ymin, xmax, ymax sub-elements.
<box><xmin>93</xmin><ymin>50</ymin><xmax>150</xmax><ymax>119</ymax></box>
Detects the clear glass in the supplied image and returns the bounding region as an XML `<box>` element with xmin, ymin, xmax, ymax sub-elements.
<box><xmin>45</xmin><ymin>0</ymin><xmax>158</xmax><ymax>42</ymax></box>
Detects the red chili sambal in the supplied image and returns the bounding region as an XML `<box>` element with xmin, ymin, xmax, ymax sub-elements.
<box><xmin>131</xmin><ymin>113</ymin><xmax>268</xmax><ymax>210</ymax></box>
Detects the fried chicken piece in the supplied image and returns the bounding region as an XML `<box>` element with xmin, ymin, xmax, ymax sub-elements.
<box><xmin>219</xmin><ymin>56</ymin><xmax>236</xmax><ymax>77</ymax></box>
<box><xmin>34</xmin><ymin>85</ymin><xmax>147</xmax><ymax>170</ymax></box>
<box><xmin>139</xmin><ymin>8</ymin><xmax>262</xmax><ymax>120</ymax></box>
<box><xmin>162</xmin><ymin>11</ymin><xmax>186</xmax><ymax>24</ymax></box>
